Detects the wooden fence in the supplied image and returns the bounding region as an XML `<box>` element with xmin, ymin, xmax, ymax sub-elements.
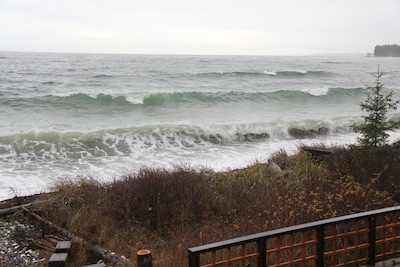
<box><xmin>188</xmin><ymin>206</ymin><xmax>400</xmax><ymax>267</ymax></box>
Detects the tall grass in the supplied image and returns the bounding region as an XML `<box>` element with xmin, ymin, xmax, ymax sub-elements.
<box><xmin>38</xmin><ymin>146</ymin><xmax>399</xmax><ymax>266</ymax></box>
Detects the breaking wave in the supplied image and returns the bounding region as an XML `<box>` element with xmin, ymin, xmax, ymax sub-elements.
<box><xmin>142</xmin><ymin>87</ymin><xmax>364</xmax><ymax>105</ymax></box>
<box><xmin>0</xmin><ymin>120</ymin><xmax>354</xmax><ymax>163</ymax></box>
<box><xmin>191</xmin><ymin>70</ymin><xmax>332</xmax><ymax>78</ymax></box>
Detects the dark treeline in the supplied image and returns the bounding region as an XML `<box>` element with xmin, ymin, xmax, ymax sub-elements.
<box><xmin>374</xmin><ymin>44</ymin><xmax>400</xmax><ymax>57</ymax></box>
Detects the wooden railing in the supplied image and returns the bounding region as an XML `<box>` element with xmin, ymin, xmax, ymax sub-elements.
<box><xmin>188</xmin><ymin>206</ymin><xmax>400</xmax><ymax>267</ymax></box>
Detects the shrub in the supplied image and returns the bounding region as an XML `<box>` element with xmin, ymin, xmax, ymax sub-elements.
<box><xmin>103</xmin><ymin>166</ymin><xmax>212</xmax><ymax>234</ymax></box>
<box><xmin>330</xmin><ymin>145</ymin><xmax>400</xmax><ymax>201</ymax></box>
<box><xmin>37</xmin><ymin>148</ymin><xmax>399</xmax><ymax>266</ymax></box>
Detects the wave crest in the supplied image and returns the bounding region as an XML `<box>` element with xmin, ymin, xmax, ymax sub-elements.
<box><xmin>1</xmin><ymin>93</ymin><xmax>131</xmax><ymax>108</ymax></box>
<box><xmin>0</xmin><ymin>88</ymin><xmax>364</xmax><ymax>109</ymax></box>
<box><xmin>0</xmin><ymin>120</ymin><xmax>353</xmax><ymax>163</ymax></box>
<box><xmin>192</xmin><ymin>70</ymin><xmax>331</xmax><ymax>78</ymax></box>
<box><xmin>142</xmin><ymin>87</ymin><xmax>363</xmax><ymax>106</ymax></box>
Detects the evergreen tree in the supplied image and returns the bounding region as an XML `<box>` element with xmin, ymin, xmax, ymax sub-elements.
<box><xmin>352</xmin><ymin>69</ymin><xmax>400</xmax><ymax>147</ymax></box>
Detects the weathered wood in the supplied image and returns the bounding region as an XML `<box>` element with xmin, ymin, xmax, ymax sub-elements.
<box><xmin>82</xmin><ymin>263</ymin><xmax>107</xmax><ymax>267</ymax></box>
<box><xmin>302</xmin><ymin>146</ymin><xmax>332</xmax><ymax>161</ymax></box>
<box><xmin>22</xmin><ymin>207</ymin><xmax>133</xmax><ymax>267</ymax></box>
<box><xmin>0</xmin><ymin>200</ymin><xmax>46</xmax><ymax>216</ymax></box>
<box><xmin>0</xmin><ymin>201</ymin><xmax>12</xmax><ymax>209</ymax></box>
<box><xmin>55</xmin><ymin>241</ymin><xmax>71</xmax><ymax>253</ymax></box>
<box><xmin>32</xmin><ymin>238</ymin><xmax>57</xmax><ymax>251</ymax></box>
<box><xmin>302</xmin><ymin>146</ymin><xmax>332</xmax><ymax>155</ymax></box>
<box><xmin>48</xmin><ymin>253</ymin><xmax>68</xmax><ymax>267</ymax></box>
<box><xmin>267</xmin><ymin>159</ymin><xmax>282</xmax><ymax>173</ymax></box>
<box><xmin>137</xmin><ymin>249</ymin><xmax>153</xmax><ymax>267</ymax></box>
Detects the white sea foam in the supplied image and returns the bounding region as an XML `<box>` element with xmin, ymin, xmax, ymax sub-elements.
<box><xmin>302</xmin><ymin>86</ymin><xmax>330</xmax><ymax>96</ymax></box>
<box><xmin>263</xmin><ymin>70</ymin><xmax>277</xmax><ymax>76</ymax></box>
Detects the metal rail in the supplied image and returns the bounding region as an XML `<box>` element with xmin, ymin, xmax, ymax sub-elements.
<box><xmin>188</xmin><ymin>206</ymin><xmax>400</xmax><ymax>267</ymax></box>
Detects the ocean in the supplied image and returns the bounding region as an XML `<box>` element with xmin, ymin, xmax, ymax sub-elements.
<box><xmin>1</xmin><ymin>52</ymin><xmax>400</xmax><ymax>201</ymax></box>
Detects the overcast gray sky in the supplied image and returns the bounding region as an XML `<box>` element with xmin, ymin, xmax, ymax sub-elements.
<box><xmin>1</xmin><ymin>0</ymin><xmax>399</xmax><ymax>55</ymax></box>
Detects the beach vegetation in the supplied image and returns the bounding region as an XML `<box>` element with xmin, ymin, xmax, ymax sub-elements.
<box><xmin>352</xmin><ymin>69</ymin><xmax>400</xmax><ymax>147</ymax></box>
<box><xmin>28</xmin><ymin>144</ymin><xmax>400</xmax><ymax>266</ymax></box>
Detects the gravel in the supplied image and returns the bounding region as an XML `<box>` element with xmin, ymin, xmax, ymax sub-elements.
<box><xmin>0</xmin><ymin>213</ymin><xmax>47</xmax><ymax>266</ymax></box>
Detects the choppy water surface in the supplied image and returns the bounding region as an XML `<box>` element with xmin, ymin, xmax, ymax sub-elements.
<box><xmin>1</xmin><ymin>52</ymin><xmax>400</xmax><ymax>200</ymax></box>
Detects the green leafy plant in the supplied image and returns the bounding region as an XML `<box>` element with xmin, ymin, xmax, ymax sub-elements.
<box><xmin>352</xmin><ymin>68</ymin><xmax>400</xmax><ymax>147</ymax></box>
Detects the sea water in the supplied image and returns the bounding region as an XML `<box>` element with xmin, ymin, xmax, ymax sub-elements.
<box><xmin>1</xmin><ymin>52</ymin><xmax>400</xmax><ymax>200</ymax></box>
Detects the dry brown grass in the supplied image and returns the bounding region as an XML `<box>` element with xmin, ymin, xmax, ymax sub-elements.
<box><xmin>32</xmin><ymin>146</ymin><xmax>400</xmax><ymax>266</ymax></box>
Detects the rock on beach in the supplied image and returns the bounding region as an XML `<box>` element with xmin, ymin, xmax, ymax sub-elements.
<box><xmin>0</xmin><ymin>213</ymin><xmax>46</xmax><ymax>266</ymax></box>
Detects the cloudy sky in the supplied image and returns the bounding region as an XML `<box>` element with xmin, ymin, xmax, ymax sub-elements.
<box><xmin>1</xmin><ymin>0</ymin><xmax>399</xmax><ymax>55</ymax></box>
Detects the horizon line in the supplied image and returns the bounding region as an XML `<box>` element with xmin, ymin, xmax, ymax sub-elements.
<box><xmin>0</xmin><ymin>50</ymin><xmax>369</xmax><ymax>57</ymax></box>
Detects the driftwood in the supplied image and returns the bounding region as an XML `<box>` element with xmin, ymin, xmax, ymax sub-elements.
<box><xmin>21</xmin><ymin>206</ymin><xmax>133</xmax><ymax>267</ymax></box>
<box><xmin>31</xmin><ymin>237</ymin><xmax>59</xmax><ymax>251</ymax></box>
<box><xmin>302</xmin><ymin>146</ymin><xmax>332</xmax><ymax>161</ymax></box>
<box><xmin>137</xmin><ymin>249</ymin><xmax>153</xmax><ymax>267</ymax></box>
<box><xmin>0</xmin><ymin>200</ymin><xmax>49</xmax><ymax>216</ymax></box>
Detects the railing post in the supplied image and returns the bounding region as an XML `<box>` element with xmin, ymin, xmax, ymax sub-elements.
<box><xmin>368</xmin><ymin>216</ymin><xmax>376</xmax><ymax>265</ymax></box>
<box><xmin>188</xmin><ymin>250</ymin><xmax>200</xmax><ymax>267</ymax></box>
<box><xmin>317</xmin><ymin>226</ymin><xmax>325</xmax><ymax>266</ymax></box>
<box><xmin>259</xmin><ymin>239</ymin><xmax>267</xmax><ymax>267</ymax></box>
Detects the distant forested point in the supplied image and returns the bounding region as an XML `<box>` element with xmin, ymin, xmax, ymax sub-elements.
<box><xmin>374</xmin><ymin>44</ymin><xmax>400</xmax><ymax>57</ymax></box>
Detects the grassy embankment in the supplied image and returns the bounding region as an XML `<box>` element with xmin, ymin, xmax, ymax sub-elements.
<box><xmin>32</xmin><ymin>145</ymin><xmax>400</xmax><ymax>266</ymax></box>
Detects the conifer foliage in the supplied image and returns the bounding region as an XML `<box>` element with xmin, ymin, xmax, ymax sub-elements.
<box><xmin>352</xmin><ymin>69</ymin><xmax>400</xmax><ymax>146</ymax></box>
